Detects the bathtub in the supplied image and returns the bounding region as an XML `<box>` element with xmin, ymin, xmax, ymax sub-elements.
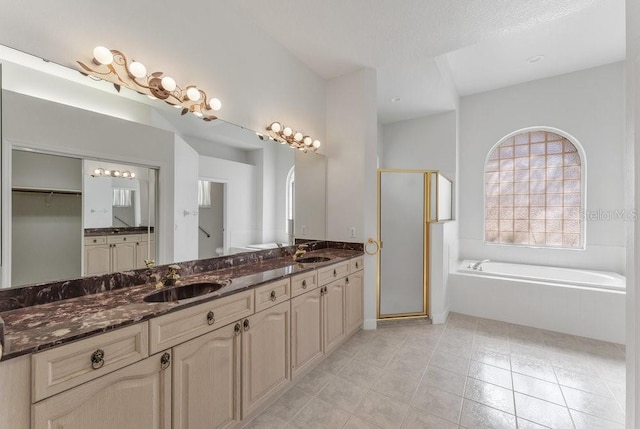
<box><xmin>449</xmin><ymin>260</ymin><xmax>626</xmax><ymax>343</ymax></box>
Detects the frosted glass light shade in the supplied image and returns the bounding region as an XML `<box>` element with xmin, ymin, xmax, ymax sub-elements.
<box><xmin>303</xmin><ymin>136</ymin><xmax>312</xmax><ymax>146</ymax></box>
<box><xmin>161</xmin><ymin>76</ymin><xmax>176</xmax><ymax>91</ymax></box>
<box><xmin>283</xmin><ymin>127</ymin><xmax>293</xmax><ymax>137</ymax></box>
<box><xmin>208</xmin><ymin>98</ymin><xmax>222</xmax><ymax>111</ymax></box>
<box><xmin>312</xmin><ymin>140</ymin><xmax>321</xmax><ymax>148</ymax></box>
<box><xmin>186</xmin><ymin>87</ymin><xmax>201</xmax><ymax>101</ymax></box>
<box><xmin>129</xmin><ymin>61</ymin><xmax>147</xmax><ymax>78</ymax></box>
<box><xmin>270</xmin><ymin>122</ymin><xmax>282</xmax><ymax>132</ymax></box>
<box><xmin>93</xmin><ymin>46</ymin><xmax>113</xmax><ymax>65</ymax></box>
<box><xmin>294</xmin><ymin>132</ymin><xmax>303</xmax><ymax>142</ymax></box>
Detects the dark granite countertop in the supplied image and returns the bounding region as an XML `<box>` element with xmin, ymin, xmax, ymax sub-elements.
<box><xmin>0</xmin><ymin>248</ymin><xmax>362</xmax><ymax>361</ymax></box>
<box><xmin>85</xmin><ymin>227</ymin><xmax>154</xmax><ymax>237</ymax></box>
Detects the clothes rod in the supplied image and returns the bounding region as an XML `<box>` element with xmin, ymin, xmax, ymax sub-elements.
<box><xmin>12</xmin><ymin>188</ymin><xmax>82</xmax><ymax>196</ymax></box>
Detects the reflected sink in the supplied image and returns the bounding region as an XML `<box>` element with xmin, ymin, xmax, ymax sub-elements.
<box><xmin>143</xmin><ymin>282</ymin><xmax>227</xmax><ymax>303</ymax></box>
<box><xmin>296</xmin><ymin>256</ymin><xmax>331</xmax><ymax>264</ymax></box>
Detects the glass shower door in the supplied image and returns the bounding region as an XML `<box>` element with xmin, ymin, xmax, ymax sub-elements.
<box><xmin>378</xmin><ymin>170</ymin><xmax>429</xmax><ymax>318</ymax></box>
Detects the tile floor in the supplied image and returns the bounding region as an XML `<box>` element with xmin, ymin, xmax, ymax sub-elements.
<box><xmin>243</xmin><ymin>313</ymin><xmax>626</xmax><ymax>429</ymax></box>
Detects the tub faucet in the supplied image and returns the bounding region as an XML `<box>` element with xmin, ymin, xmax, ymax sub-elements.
<box><xmin>470</xmin><ymin>259</ymin><xmax>490</xmax><ymax>271</ymax></box>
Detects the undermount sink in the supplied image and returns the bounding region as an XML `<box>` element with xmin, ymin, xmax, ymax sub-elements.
<box><xmin>295</xmin><ymin>256</ymin><xmax>331</xmax><ymax>264</ymax></box>
<box><xmin>143</xmin><ymin>282</ymin><xmax>228</xmax><ymax>303</ymax></box>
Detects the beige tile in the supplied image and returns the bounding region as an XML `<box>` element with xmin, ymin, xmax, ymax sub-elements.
<box><xmin>460</xmin><ymin>399</ymin><xmax>516</xmax><ymax>429</ymax></box>
<box><xmin>289</xmin><ymin>398</ymin><xmax>350</xmax><ymax>429</ymax></box>
<box><xmin>422</xmin><ymin>365</ymin><xmax>467</xmax><ymax>396</ymax></box>
<box><xmin>468</xmin><ymin>360</ymin><xmax>512</xmax><ymax>389</ymax></box>
<box><xmin>514</xmin><ymin>393</ymin><xmax>573</xmax><ymax>428</ymax></box>
<box><xmin>384</xmin><ymin>354</ymin><xmax>428</xmax><ymax>378</ymax></box>
<box><xmin>471</xmin><ymin>348</ymin><xmax>511</xmax><ymax>370</ymax></box>
<box><xmin>562</xmin><ymin>385</ymin><xmax>625</xmax><ymax>424</ymax></box>
<box><xmin>317</xmin><ymin>376</ymin><xmax>368</xmax><ymax>413</ymax></box>
<box><xmin>393</xmin><ymin>343</ymin><xmax>432</xmax><ymax>366</ymax></box>
<box><xmin>606</xmin><ymin>379</ymin><xmax>626</xmax><ymax>411</ymax></box>
<box><xmin>570</xmin><ymin>409</ymin><xmax>625</xmax><ymax>429</ymax></box>
<box><xmin>401</xmin><ymin>406</ymin><xmax>458</xmax><ymax>429</ymax></box>
<box><xmin>473</xmin><ymin>335</ymin><xmax>511</xmax><ymax>355</ymax></box>
<box><xmin>316</xmin><ymin>350</ymin><xmax>353</xmax><ymax>374</ymax></box>
<box><xmin>339</xmin><ymin>359</ymin><xmax>384</xmax><ymax>388</ymax></box>
<box><xmin>266</xmin><ymin>387</ymin><xmax>313</xmax><ymax>421</ymax></box>
<box><xmin>554</xmin><ymin>366</ymin><xmax>612</xmax><ymax>397</ymax></box>
<box><xmin>436</xmin><ymin>337</ymin><xmax>473</xmax><ymax>359</ymax></box>
<box><xmin>464</xmin><ymin>377</ymin><xmax>514</xmax><ymax>414</ymax></box>
<box><xmin>372</xmin><ymin>368</ymin><xmax>421</xmax><ymax>404</ymax></box>
<box><xmin>295</xmin><ymin>368</ymin><xmax>335</xmax><ymax>395</ymax></box>
<box><xmin>354</xmin><ymin>391</ymin><xmax>409</xmax><ymax>429</ymax></box>
<box><xmin>512</xmin><ymin>372</ymin><xmax>565</xmax><ymax>406</ymax></box>
<box><xmin>411</xmin><ymin>383</ymin><xmax>463</xmax><ymax>423</ymax></box>
<box><xmin>516</xmin><ymin>418</ymin><xmax>550</xmax><ymax>428</ymax></box>
<box><xmin>354</xmin><ymin>343</ymin><xmax>396</xmax><ymax>368</ymax></box>
<box><xmin>511</xmin><ymin>355</ymin><xmax>557</xmax><ymax>383</ymax></box>
<box><xmin>429</xmin><ymin>349</ymin><xmax>470</xmax><ymax>375</ymax></box>
<box><xmin>343</xmin><ymin>415</ymin><xmax>382</xmax><ymax>429</ymax></box>
<box><xmin>243</xmin><ymin>412</ymin><xmax>288</xmax><ymax>429</ymax></box>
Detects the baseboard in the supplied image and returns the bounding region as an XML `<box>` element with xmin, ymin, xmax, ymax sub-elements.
<box><xmin>431</xmin><ymin>305</ymin><xmax>450</xmax><ymax>324</ymax></box>
<box><xmin>363</xmin><ymin>318</ymin><xmax>377</xmax><ymax>330</ymax></box>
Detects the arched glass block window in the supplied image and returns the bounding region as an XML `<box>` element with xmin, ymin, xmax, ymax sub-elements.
<box><xmin>484</xmin><ymin>129</ymin><xmax>584</xmax><ymax>248</ymax></box>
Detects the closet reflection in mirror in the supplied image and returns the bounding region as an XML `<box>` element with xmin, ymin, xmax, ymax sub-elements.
<box><xmin>198</xmin><ymin>180</ymin><xmax>225</xmax><ymax>259</ymax></box>
<box><xmin>9</xmin><ymin>149</ymin><xmax>158</xmax><ymax>286</ymax></box>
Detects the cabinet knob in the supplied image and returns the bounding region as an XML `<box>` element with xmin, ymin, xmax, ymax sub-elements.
<box><xmin>123</xmin><ymin>237</ymin><xmax>127</xmax><ymax>241</ymax></box>
<box><xmin>302</xmin><ymin>279</ymin><xmax>307</xmax><ymax>289</ymax></box>
<box><xmin>333</xmin><ymin>269</ymin><xmax>337</xmax><ymax>277</ymax></box>
<box><xmin>206</xmin><ymin>311</ymin><xmax>215</xmax><ymax>325</ymax></box>
<box><xmin>93</xmin><ymin>239</ymin><xmax>97</xmax><ymax>243</ymax></box>
<box><xmin>270</xmin><ymin>290</ymin><xmax>277</xmax><ymax>301</ymax></box>
<box><xmin>355</xmin><ymin>261</ymin><xmax>359</xmax><ymax>269</ymax></box>
<box><xmin>160</xmin><ymin>352</ymin><xmax>171</xmax><ymax>370</ymax></box>
<box><xmin>243</xmin><ymin>319</ymin><xmax>250</xmax><ymax>331</ymax></box>
<box><xmin>90</xmin><ymin>349</ymin><xmax>105</xmax><ymax>370</ymax></box>
<box><xmin>234</xmin><ymin>323</ymin><xmax>241</xmax><ymax>336</ymax></box>
<box><xmin>346</xmin><ymin>277</ymin><xmax>350</xmax><ymax>285</ymax></box>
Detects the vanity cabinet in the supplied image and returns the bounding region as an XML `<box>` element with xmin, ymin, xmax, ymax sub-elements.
<box><xmin>32</xmin><ymin>349</ymin><xmax>172</xmax><ymax>429</ymax></box>
<box><xmin>290</xmin><ymin>287</ymin><xmax>323</xmax><ymax>378</ymax></box>
<box><xmin>242</xmin><ymin>300</ymin><xmax>290</xmax><ymax>418</ymax></box>
<box><xmin>345</xmin><ymin>267</ymin><xmax>364</xmax><ymax>335</ymax></box>
<box><xmin>323</xmin><ymin>278</ymin><xmax>346</xmax><ymax>353</ymax></box>
<box><xmin>84</xmin><ymin>233</ymin><xmax>155</xmax><ymax>276</ymax></box>
<box><xmin>173</xmin><ymin>322</ymin><xmax>241</xmax><ymax>429</ymax></box>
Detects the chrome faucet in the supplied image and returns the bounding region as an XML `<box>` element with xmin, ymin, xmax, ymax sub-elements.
<box><xmin>469</xmin><ymin>259</ymin><xmax>490</xmax><ymax>271</ymax></box>
<box><xmin>293</xmin><ymin>244</ymin><xmax>308</xmax><ymax>261</ymax></box>
<box><xmin>156</xmin><ymin>264</ymin><xmax>181</xmax><ymax>289</ymax></box>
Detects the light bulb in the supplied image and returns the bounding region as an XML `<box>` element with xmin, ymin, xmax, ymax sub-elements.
<box><xmin>94</xmin><ymin>168</ymin><xmax>104</xmax><ymax>176</ymax></box>
<box><xmin>92</xmin><ymin>46</ymin><xmax>113</xmax><ymax>65</ymax></box>
<box><xmin>283</xmin><ymin>127</ymin><xmax>293</xmax><ymax>137</ymax></box>
<box><xmin>104</xmin><ymin>170</ymin><xmax>111</xmax><ymax>176</ymax></box>
<box><xmin>129</xmin><ymin>61</ymin><xmax>147</xmax><ymax>78</ymax></box>
<box><xmin>122</xmin><ymin>171</ymin><xmax>130</xmax><ymax>178</ymax></box>
<box><xmin>303</xmin><ymin>136</ymin><xmax>312</xmax><ymax>146</ymax></box>
<box><xmin>294</xmin><ymin>132</ymin><xmax>303</xmax><ymax>142</ymax></box>
<box><xmin>113</xmin><ymin>170</ymin><xmax>121</xmax><ymax>177</ymax></box>
<box><xmin>160</xmin><ymin>76</ymin><xmax>176</xmax><ymax>91</ymax></box>
<box><xmin>208</xmin><ymin>98</ymin><xmax>222</xmax><ymax>111</ymax></box>
<box><xmin>186</xmin><ymin>87</ymin><xmax>201</xmax><ymax>101</ymax></box>
<box><xmin>312</xmin><ymin>140</ymin><xmax>321</xmax><ymax>148</ymax></box>
<box><xmin>130</xmin><ymin>172</ymin><xmax>136</xmax><ymax>179</ymax></box>
<box><xmin>270</xmin><ymin>122</ymin><xmax>282</xmax><ymax>133</ymax></box>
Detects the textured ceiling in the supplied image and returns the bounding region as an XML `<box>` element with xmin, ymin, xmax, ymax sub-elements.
<box><xmin>0</xmin><ymin>0</ymin><xmax>626</xmax><ymax>126</ymax></box>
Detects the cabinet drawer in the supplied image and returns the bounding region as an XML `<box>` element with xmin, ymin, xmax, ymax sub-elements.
<box><xmin>317</xmin><ymin>261</ymin><xmax>349</xmax><ymax>286</ymax></box>
<box><xmin>291</xmin><ymin>271</ymin><xmax>317</xmax><ymax>298</ymax></box>
<box><xmin>255</xmin><ymin>279</ymin><xmax>290</xmax><ymax>313</ymax></box>
<box><xmin>107</xmin><ymin>234</ymin><xmax>138</xmax><ymax>244</ymax></box>
<box><xmin>84</xmin><ymin>236</ymin><xmax>106</xmax><ymax>245</ymax></box>
<box><xmin>349</xmin><ymin>256</ymin><xmax>364</xmax><ymax>273</ymax></box>
<box><xmin>149</xmin><ymin>289</ymin><xmax>254</xmax><ymax>354</ymax></box>
<box><xmin>32</xmin><ymin>322</ymin><xmax>148</xmax><ymax>402</ymax></box>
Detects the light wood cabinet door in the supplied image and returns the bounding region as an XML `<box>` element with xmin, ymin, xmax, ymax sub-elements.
<box><xmin>84</xmin><ymin>244</ymin><xmax>110</xmax><ymax>276</ymax></box>
<box><xmin>33</xmin><ymin>351</ymin><xmax>172</xmax><ymax>429</ymax></box>
<box><xmin>173</xmin><ymin>322</ymin><xmax>241</xmax><ymax>429</ymax></box>
<box><xmin>323</xmin><ymin>278</ymin><xmax>346</xmax><ymax>354</ymax></box>
<box><xmin>345</xmin><ymin>271</ymin><xmax>364</xmax><ymax>335</ymax></box>
<box><xmin>111</xmin><ymin>241</ymin><xmax>137</xmax><ymax>272</ymax></box>
<box><xmin>290</xmin><ymin>288</ymin><xmax>323</xmax><ymax>379</ymax></box>
<box><xmin>242</xmin><ymin>300</ymin><xmax>290</xmax><ymax>418</ymax></box>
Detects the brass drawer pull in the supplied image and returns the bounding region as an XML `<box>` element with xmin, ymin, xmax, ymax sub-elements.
<box><xmin>160</xmin><ymin>352</ymin><xmax>171</xmax><ymax>370</ymax></box>
<box><xmin>243</xmin><ymin>319</ymin><xmax>250</xmax><ymax>331</ymax></box>
<box><xmin>206</xmin><ymin>311</ymin><xmax>215</xmax><ymax>325</ymax></box>
<box><xmin>333</xmin><ymin>269</ymin><xmax>337</xmax><ymax>277</ymax></box>
<box><xmin>302</xmin><ymin>279</ymin><xmax>307</xmax><ymax>289</ymax></box>
<box><xmin>346</xmin><ymin>277</ymin><xmax>350</xmax><ymax>285</ymax></box>
<box><xmin>234</xmin><ymin>322</ymin><xmax>241</xmax><ymax>336</ymax></box>
<box><xmin>90</xmin><ymin>349</ymin><xmax>105</xmax><ymax>370</ymax></box>
<box><xmin>355</xmin><ymin>261</ymin><xmax>359</xmax><ymax>269</ymax></box>
<box><xmin>270</xmin><ymin>290</ymin><xmax>277</xmax><ymax>301</ymax></box>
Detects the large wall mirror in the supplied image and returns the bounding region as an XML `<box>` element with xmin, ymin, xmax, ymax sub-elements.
<box><xmin>0</xmin><ymin>45</ymin><xmax>327</xmax><ymax>288</ymax></box>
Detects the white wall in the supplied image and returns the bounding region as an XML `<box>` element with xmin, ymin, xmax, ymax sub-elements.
<box><xmin>199</xmin><ymin>155</ymin><xmax>257</xmax><ymax>251</ymax></box>
<box><xmin>459</xmin><ymin>62</ymin><xmax>626</xmax><ymax>273</ymax></box>
<box><xmin>172</xmin><ymin>137</ymin><xmax>200</xmax><ymax>263</ymax></box>
<box><xmin>326</xmin><ymin>68</ymin><xmax>378</xmax><ymax>328</ymax></box>
<box><xmin>294</xmin><ymin>151</ymin><xmax>327</xmax><ymax>240</ymax></box>
<box><xmin>627</xmin><ymin>0</ymin><xmax>640</xmax><ymax>426</ymax></box>
<box><xmin>198</xmin><ymin>182</ymin><xmax>224</xmax><ymax>258</ymax></box>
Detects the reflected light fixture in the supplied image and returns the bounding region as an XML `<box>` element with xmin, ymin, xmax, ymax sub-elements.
<box><xmin>78</xmin><ymin>46</ymin><xmax>222</xmax><ymax>121</ymax></box>
<box><xmin>92</xmin><ymin>168</ymin><xmax>136</xmax><ymax>179</ymax></box>
<box><xmin>263</xmin><ymin>121</ymin><xmax>321</xmax><ymax>153</ymax></box>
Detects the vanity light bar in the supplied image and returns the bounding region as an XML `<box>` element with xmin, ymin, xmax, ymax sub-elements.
<box><xmin>77</xmin><ymin>47</ymin><xmax>222</xmax><ymax>121</ymax></box>
<box><xmin>93</xmin><ymin>168</ymin><xmax>136</xmax><ymax>179</ymax></box>
<box><xmin>262</xmin><ymin>121</ymin><xmax>321</xmax><ymax>153</ymax></box>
